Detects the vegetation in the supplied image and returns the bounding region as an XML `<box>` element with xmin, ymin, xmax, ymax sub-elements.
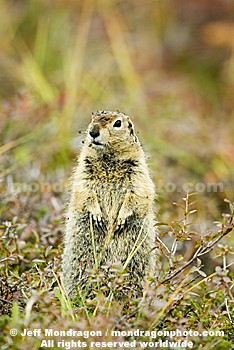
<box><xmin>0</xmin><ymin>1</ymin><xmax>234</xmax><ymax>349</ymax></box>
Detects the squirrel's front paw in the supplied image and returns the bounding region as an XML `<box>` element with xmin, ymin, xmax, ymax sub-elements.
<box><xmin>90</xmin><ymin>212</ymin><xmax>106</xmax><ymax>233</ymax></box>
<box><xmin>115</xmin><ymin>208</ymin><xmax>133</xmax><ymax>234</ymax></box>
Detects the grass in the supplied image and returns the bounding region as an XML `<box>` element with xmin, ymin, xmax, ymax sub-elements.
<box><xmin>0</xmin><ymin>194</ymin><xmax>233</xmax><ymax>349</ymax></box>
<box><xmin>0</xmin><ymin>0</ymin><xmax>234</xmax><ymax>349</ymax></box>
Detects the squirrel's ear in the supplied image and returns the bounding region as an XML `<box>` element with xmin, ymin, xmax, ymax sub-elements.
<box><xmin>128</xmin><ymin>125</ymin><xmax>138</xmax><ymax>143</ymax></box>
<box><xmin>128</xmin><ymin>122</ymin><xmax>135</xmax><ymax>135</ymax></box>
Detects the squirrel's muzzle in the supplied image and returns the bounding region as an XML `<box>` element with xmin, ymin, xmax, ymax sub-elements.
<box><xmin>89</xmin><ymin>124</ymin><xmax>100</xmax><ymax>139</ymax></box>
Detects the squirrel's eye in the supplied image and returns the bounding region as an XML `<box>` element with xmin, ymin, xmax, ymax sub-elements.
<box><xmin>113</xmin><ymin>119</ymin><xmax>122</xmax><ymax>128</ymax></box>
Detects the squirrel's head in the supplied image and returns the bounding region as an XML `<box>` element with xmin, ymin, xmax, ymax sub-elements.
<box><xmin>86</xmin><ymin>110</ymin><xmax>139</xmax><ymax>151</ymax></box>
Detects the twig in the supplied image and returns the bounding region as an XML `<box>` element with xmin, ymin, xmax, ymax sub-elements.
<box><xmin>155</xmin><ymin>235</ymin><xmax>171</xmax><ymax>254</ymax></box>
<box><xmin>225</xmin><ymin>298</ymin><xmax>234</xmax><ymax>325</ymax></box>
<box><xmin>160</xmin><ymin>215</ymin><xmax>234</xmax><ymax>284</ymax></box>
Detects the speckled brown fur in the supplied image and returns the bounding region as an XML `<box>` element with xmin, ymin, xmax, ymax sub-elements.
<box><xmin>62</xmin><ymin>111</ymin><xmax>159</xmax><ymax>296</ymax></box>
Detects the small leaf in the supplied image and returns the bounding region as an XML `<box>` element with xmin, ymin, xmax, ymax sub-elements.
<box><xmin>197</xmin><ymin>269</ymin><xmax>207</xmax><ymax>277</ymax></box>
<box><xmin>45</xmin><ymin>245</ymin><xmax>53</xmax><ymax>257</ymax></box>
<box><xmin>189</xmin><ymin>210</ymin><xmax>197</xmax><ymax>215</ymax></box>
<box><xmin>155</xmin><ymin>222</ymin><xmax>169</xmax><ymax>226</ymax></box>
<box><xmin>11</xmin><ymin>302</ymin><xmax>20</xmax><ymax>325</ymax></box>
<box><xmin>32</xmin><ymin>259</ymin><xmax>45</xmax><ymax>263</ymax></box>
<box><xmin>173</xmin><ymin>203</ymin><xmax>184</xmax><ymax>210</ymax></box>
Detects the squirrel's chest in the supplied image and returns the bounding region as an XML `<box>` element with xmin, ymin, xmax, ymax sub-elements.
<box><xmin>84</xmin><ymin>157</ymin><xmax>137</xmax><ymax>184</ymax></box>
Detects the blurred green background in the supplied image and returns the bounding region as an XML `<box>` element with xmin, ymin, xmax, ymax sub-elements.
<box><xmin>0</xmin><ymin>0</ymin><xmax>234</xmax><ymax>228</ymax></box>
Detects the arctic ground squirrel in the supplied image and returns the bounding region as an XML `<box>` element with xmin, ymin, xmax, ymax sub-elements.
<box><xmin>62</xmin><ymin>110</ymin><xmax>159</xmax><ymax>297</ymax></box>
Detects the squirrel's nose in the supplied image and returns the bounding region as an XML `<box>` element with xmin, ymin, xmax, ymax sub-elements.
<box><xmin>89</xmin><ymin>125</ymin><xmax>100</xmax><ymax>138</ymax></box>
